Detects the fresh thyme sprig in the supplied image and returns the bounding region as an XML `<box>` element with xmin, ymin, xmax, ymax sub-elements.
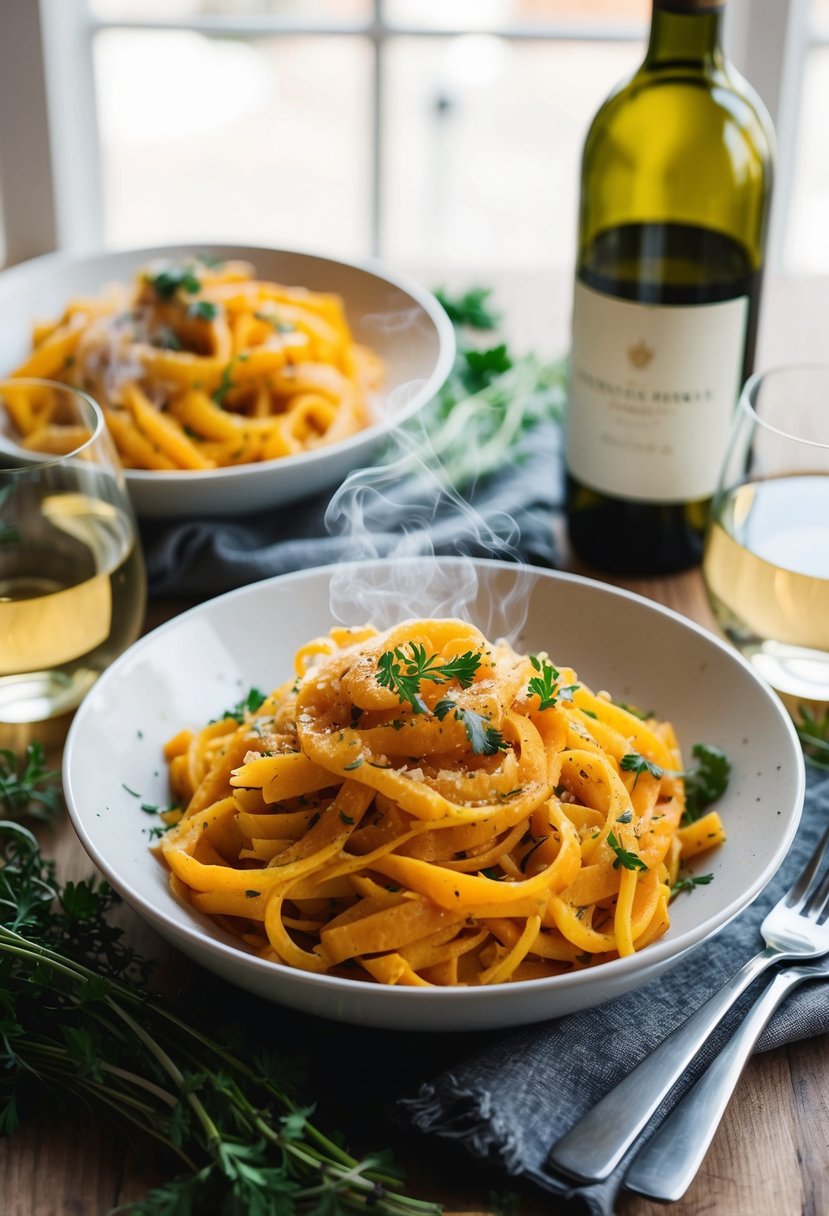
<box><xmin>0</xmin><ymin>821</ymin><xmax>441</xmax><ymax>1216</ymax></box>
<box><xmin>0</xmin><ymin>743</ymin><xmax>61</xmax><ymax>822</ymax></box>
<box><xmin>376</xmin><ymin>644</ymin><xmax>481</xmax><ymax>714</ymax></box>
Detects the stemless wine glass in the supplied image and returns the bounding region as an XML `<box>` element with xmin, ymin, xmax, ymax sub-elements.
<box><xmin>702</xmin><ymin>365</ymin><xmax>829</xmax><ymax>764</ymax></box>
<box><xmin>0</xmin><ymin>379</ymin><xmax>146</xmax><ymax>746</ymax></box>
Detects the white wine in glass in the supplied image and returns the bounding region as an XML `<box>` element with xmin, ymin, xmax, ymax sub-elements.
<box><xmin>0</xmin><ymin>380</ymin><xmax>146</xmax><ymax>738</ymax></box>
<box><xmin>703</xmin><ymin>366</ymin><xmax>829</xmax><ymax>761</ymax></box>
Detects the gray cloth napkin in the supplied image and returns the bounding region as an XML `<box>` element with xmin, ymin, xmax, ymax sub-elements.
<box><xmin>140</xmin><ymin>421</ymin><xmax>562</xmax><ymax>597</ymax></box>
<box><xmin>399</xmin><ymin>766</ymin><xmax>829</xmax><ymax>1215</ymax></box>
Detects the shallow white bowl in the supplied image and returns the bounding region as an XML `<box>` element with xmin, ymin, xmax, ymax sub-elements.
<box><xmin>0</xmin><ymin>244</ymin><xmax>454</xmax><ymax>518</ymax></box>
<box><xmin>63</xmin><ymin>560</ymin><xmax>804</xmax><ymax>1031</ymax></box>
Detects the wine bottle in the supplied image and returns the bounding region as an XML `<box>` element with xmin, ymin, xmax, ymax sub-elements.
<box><xmin>565</xmin><ymin>0</ymin><xmax>774</xmax><ymax>575</ymax></box>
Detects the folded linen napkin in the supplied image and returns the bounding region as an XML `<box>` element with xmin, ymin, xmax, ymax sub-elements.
<box><xmin>140</xmin><ymin>419</ymin><xmax>563</xmax><ymax>598</ymax></box>
<box><xmin>397</xmin><ymin>765</ymin><xmax>829</xmax><ymax>1215</ymax></box>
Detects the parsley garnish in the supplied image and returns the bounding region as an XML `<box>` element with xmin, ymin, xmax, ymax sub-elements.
<box><xmin>670</xmin><ymin>873</ymin><xmax>714</xmax><ymax>897</ymax></box>
<box><xmin>620</xmin><ymin>752</ymin><xmax>665</xmax><ymax>786</ymax></box>
<box><xmin>527</xmin><ymin>656</ymin><xmax>559</xmax><ymax>711</ymax></box>
<box><xmin>682</xmin><ymin>743</ymin><xmax>731</xmax><ymax>822</ymax></box>
<box><xmin>188</xmin><ymin>300</ymin><xmax>219</xmax><ymax>321</ymax></box>
<box><xmin>376</xmin><ymin>643</ymin><xmax>481</xmax><ymax>713</ymax></box>
<box><xmin>607</xmin><ymin>831</ymin><xmax>648</xmax><ymax>872</ymax></box>
<box><xmin>146</xmin><ymin>265</ymin><xmax>201</xmax><ymax>299</ymax></box>
<box><xmin>216</xmin><ymin>688</ymin><xmax>267</xmax><ymax>724</ymax></box>
<box><xmin>343</xmin><ymin>758</ymin><xmax>363</xmax><ymax>771</ymax></box>
<box><xmin>434</xmin><ymin>286</ymin><xmax>501</xmax><ymax>330</ymax></box>
<box><xmin>463</xmin><ymin>343</ymin><xmax>512</xmax><ymax>389</ymax></box>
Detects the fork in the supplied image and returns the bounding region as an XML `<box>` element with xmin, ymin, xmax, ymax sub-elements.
<box><xmin>624</xmin><ymin>950</ymin><xmax>829</xmax><ymax>1202</ymax></box>
<box><xmin>546</xmin><ymin>821</ymin><xmax>829</xmax><ymax>1185</ymax></box>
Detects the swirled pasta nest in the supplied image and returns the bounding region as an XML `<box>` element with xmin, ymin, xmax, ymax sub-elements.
<box><xmin>158</xmin><ymin>619</ymin><xmax>725</xmax><ymax>986</ymax></box>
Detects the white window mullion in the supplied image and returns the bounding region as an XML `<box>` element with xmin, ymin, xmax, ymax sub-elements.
<box><xmin>0</xmin><ymin>0</ymin><xmax>59</xmax><ymax>264</ymax></box>
<box><xmin>0</xmin><ymin>0</ymin><xmax>102</xmax><ymax>265</ymax></box>
<box><xmin>38</xmin><ymin>0</ymin><xmax>103</xmax><ymax>256</ymax></box>
<box><xmin>725</xmin><ymin>0</ymin><xmax>812</xmax><ymax>273</ymax></box>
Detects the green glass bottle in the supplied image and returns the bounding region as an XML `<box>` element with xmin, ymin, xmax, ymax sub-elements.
<box><xmin>565</xmin><ymin>0</ymin><xmax>774</xmax><ymax>575</ymax></box>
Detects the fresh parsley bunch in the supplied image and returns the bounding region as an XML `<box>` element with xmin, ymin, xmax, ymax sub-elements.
<box><xmin>388</xmin><ymin>287</ymin><xmax>566</xmax><ymax>489</ymax></box>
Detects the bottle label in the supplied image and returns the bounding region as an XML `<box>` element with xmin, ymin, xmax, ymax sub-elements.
<box><xmin>567</xmin><ymin>281</ymin><xmax>749</xmax><ymax>502</ymax></box>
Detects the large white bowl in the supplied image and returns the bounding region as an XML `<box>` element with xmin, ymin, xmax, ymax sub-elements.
<box><xmin>0</xmin><ymin>244</ymin><xmax>454</xmax><ymax>518</ymax></box>
<box><xmin>63</xmin><ymin>560</ymin><xmax>804</xmax><ymax>1031</ymax></box>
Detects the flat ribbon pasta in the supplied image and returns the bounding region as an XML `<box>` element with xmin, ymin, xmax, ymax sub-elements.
<box><xmin>157</xmin><ymin>618</ymin><xmax>725</xmax><ymax>986</ymax></box>
<box><xmin>9</xmin><ymin>257</ymin><xmax>383</xmax><ymax>469</ymax></box>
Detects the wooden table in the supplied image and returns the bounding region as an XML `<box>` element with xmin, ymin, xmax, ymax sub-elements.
<box><xmin>3</xmin><ymin>274</ymin><xmax>828</xmax><ymax>1216</ymax></box>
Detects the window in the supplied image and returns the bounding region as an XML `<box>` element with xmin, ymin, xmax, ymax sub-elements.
<box><xmin>0</xmin><ymin>0</ymin><xmax>825</xmax><ymax>273</ymax></box>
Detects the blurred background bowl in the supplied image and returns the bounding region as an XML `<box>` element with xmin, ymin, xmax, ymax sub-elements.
<box><xmin>0</xmin><ymin>243</ymin><xmax>455</xmax><ymax>518</ymax></box>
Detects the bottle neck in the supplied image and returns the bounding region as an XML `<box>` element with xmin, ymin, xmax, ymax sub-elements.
<box><xmin>644</xmin><ymin>1</ymin><xmax>725</xmax><ymax>71</ymax></box>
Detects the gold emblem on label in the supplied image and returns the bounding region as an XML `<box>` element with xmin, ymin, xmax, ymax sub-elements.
<box><xmin>627</xmin><ymin>340</ymin><xmax>654</xmax><ymax>369</ymax></box>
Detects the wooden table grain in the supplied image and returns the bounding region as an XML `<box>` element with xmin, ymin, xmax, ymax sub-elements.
<box><xmin>2</xmin><ymin>275</ymin><xmax>828</xmax><ymax>1216</ymax></box>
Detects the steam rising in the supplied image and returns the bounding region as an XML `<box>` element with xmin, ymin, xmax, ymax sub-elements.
<box><xmin>325</xmin><ymin>382</ymin><xmax>536</xmax><ymax>641</ymax></box>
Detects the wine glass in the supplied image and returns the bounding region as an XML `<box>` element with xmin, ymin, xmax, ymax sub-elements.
<box><xmin>0</xmin><ymin>379</ymin><xmax>146</xmax><ymax>747</ymax></box>
<box><xmin>702</xmin><ymin>364</ymin><xmax>829</xmax><ymax>766</ymax></box>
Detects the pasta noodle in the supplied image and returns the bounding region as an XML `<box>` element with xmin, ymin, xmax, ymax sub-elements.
<box><xmin>9</xmin><ymin>257</ymin><xmax>383</xmax><ymax>469</ymax></box>
<box><xmin>158</xmin><ymin>619</ymin><xmax>726</xmax><ymax>986</ymax></box>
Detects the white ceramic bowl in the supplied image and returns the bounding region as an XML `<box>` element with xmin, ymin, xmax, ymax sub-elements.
<box><xmin>63</xmin><ymin>560</ymin><xmax>805</xmax><ymax>1031</ymax></box>
<box><xmin>0</xmin><ymin>244</ymin><xmax>455</xmax><ymax>517</ymax></box>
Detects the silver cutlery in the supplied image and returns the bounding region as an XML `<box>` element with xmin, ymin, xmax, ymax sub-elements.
<box><xmin>546</xmin><ymin>821</ymin><xmax>829</xmax><ymax>1184</ymax></box>
<box><xmin>624</xmin><ymin>950</ymin><xmax>829</xmax><ymax>1202</ymax></box>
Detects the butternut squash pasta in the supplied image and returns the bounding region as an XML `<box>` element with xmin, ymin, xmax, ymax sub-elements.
<box><xmin>8</xmin><ymin>257</ymin><xmax>382</xmax><ymax>468</ymax></box>
<box><xmin>158</xmin><ymin>619</ymin><xmax>726</xmax><ymax>987</ymax></box>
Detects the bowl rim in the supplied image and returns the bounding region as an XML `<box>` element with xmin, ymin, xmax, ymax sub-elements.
<box><xmin>62</xmin><ymin>558</ymin><xmax>806</xmax><ymax>1008</ymax></box>
<box><xmin>0</xmin><ymin>241</ymin><xmax>457</xmax><ymax>485</ymax></box>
